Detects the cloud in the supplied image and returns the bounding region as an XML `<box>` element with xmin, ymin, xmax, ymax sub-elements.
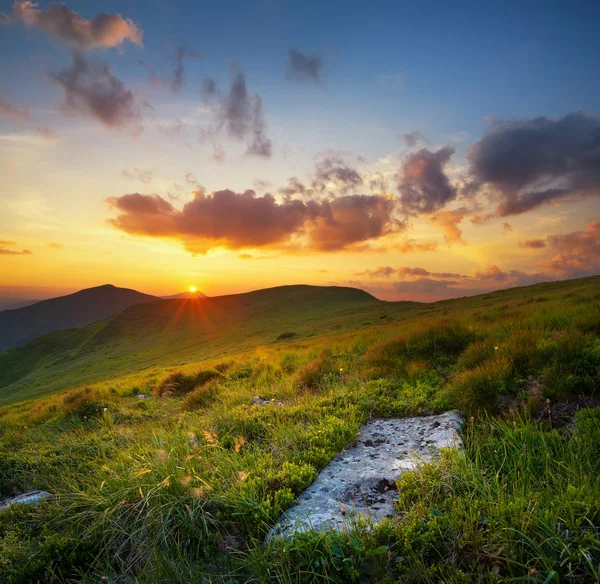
<box><xmin>520</xmin><ymin>239</ymin><xmax>546</xmax><ymax>249</ymax></box>
<box><xmin>312</xmin><ymin>154</ymin><xmax>363</xmax><ymax>193</ymax></box>
<box><xmin>50</xmin><ymin>51</ymin><xmax>140</xmax><ymax>130</ymax></box>
<box><xmin>402</xmin><ymin>131</ymin><xmax>427</xmax><ymax>148</ymax></box>
<box><xmin>393</xmin><ymin>238</ymin><xmax>438</xmax><ymax>253</ymax></box>
<box><xmin>0</xmin><ymin>240</ymin><xmax>17</xmax><ymax>245</ymax></box>
<box><xmin>543</xmin><ymin>221</ymin><xmax>600</xmax><ymax>277</ymax></box>
<box><xmin>35</xmin><ymin>125</ymin><xmax>57</xmax><ymax>139</ymax></box>
<box><xmin>398</xmin><ymin>145</ymin><xmax>457</xmax><ymax>214</ymax></box>
<box><xmin>122</xmin><ymin>168</ymin><xmax>154</xmax><ymax>185</ymax></box>
<box><xmin>467</xmin><ymin>111</ymin><xmax>600</xmax><ymax>216</ymax></box>
<box><xmin>0</xmin><ymin>98</ymin><xmax>30</xmax><ymax>122</ymax></box>
<box><xmin>286</xmin><ymin>49</ymin><xmax>323</xmax><ymax>84</ymax></box>
<box><xmin>171</xmin><ymin>46</ymin><xmax>199</xmax><ymax>93</ymax></box>
<box><xmin>429</xmin><ymin>209</ymin><xmax>467</xmax><ymax>244</ymax></box>
<box><xmin>0</xmin><ymin>243</ymin><xmax>32</xmax><ymax>255</ymax></box>
<box><xmin>5</xmin><ymin>1</ymin><xmax>142</xmax><ymax>49</ymax></box>
<box><xmin>48</xmin><ymin>242</ymin><xmax>63</xmax><ymax>249</ymax></box>
<box><xmin>107</xmin><ymin>188</ymin><xmax>400</xmax><ymax>254</ymax></box>
<box><xmin>356</xmin><ymin>266</ymin><xmax>467</xmax><ymax>279</ymax></box>
<box><xmin>393</xmin><ymin>277</ymin><xmax>460</xmax><ymax>295</ymax></box>
<box><xmin>503</xmin><ymin>222</ymin><xmax>512</xmax><ymax>232</ymax></box>
<box><xmin>201</xmin><ymin>65</ymin><xmax>272</xmax><ymax>157</ymax></box>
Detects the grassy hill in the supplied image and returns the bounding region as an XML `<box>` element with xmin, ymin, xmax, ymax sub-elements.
<box><xmin>0</xmin><ymin>276</ymin><xmax>599</xmax><ymax>583</ymax></box>
<box><xmin>0</xmin><ymin>284</ymin><xmax>157</xmax><ymax>353</ymax></box>
<box><xmin>0</xmin><ymin>285</ymin><xmax>407</xmax><ymax>405</ymax></box>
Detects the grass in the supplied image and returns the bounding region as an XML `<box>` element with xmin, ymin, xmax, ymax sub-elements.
<box><xmin>0</xmin><ymin>276</ymin><xmax>598</xmax><ymax>582</ymax></box>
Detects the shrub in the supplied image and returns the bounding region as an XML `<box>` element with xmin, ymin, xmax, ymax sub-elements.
<box><xmin>62</xmin><ymin>387</ymin><xmax>108</xmax><ymax>419</ymax></box>
<box><xmin>405</xmin><ymin>319</ymin><xmax>474</xmax><ymax>362</ymax></box>
<box><xmin>154</xmin><ymin>369</ymin><xmax>221</xmax><ymax>397</ymax></box>
<box><xmin>362</xmin><ymin>337</ymin><xmax>408</xmax><ymax>377</ymax></box>
<box><xmin>293</xmin><ymin>349</ymin><xmax>336</xmax><ymax>390</ymax></box>
<box><xmin>456</xmin><ymin>341</ymin><xmax>493</xmax><ymax>370</ymax></box>
<box><xmin>182</xmin><ymin>382</ymin><xmax>220</xmax><ymax>411</ymax></box>
<box><xmin>276</xmin><ymin>331</ymin><xmax>297</xmax><ymax>340</ymax></box>
<box><xmin>447</xmin><ymin>357</ymin><xmax>513</xmax><ymax>412</ymax></box>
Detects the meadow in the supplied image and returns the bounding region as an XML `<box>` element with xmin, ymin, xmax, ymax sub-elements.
<box><xmin>0</xmin><ymin>276</ymin><xmax>599</xmax><ymax>583</ymax></box>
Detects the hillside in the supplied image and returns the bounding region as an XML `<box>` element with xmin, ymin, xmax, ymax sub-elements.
<box><xmin>0</xmin><ymin>275</ymin><xmax>598</xmax><ymax>583</ymax></box>
<box><xmin>0</xmin><ymin>284</ymin><xmax>158</xmax><ymax>353</ymax></box>
<box><xmin>0</xmin><ymin>285</ymin><xmax>394</xmax><ymax>405</ymax></box>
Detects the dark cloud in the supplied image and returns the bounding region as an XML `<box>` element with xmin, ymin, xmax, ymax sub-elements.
<box><xmin>171</xmin><ymin>46</ymin><xmax>199</xmax><ymax>93</ymax></box>
<box><xmin>6</xmin><ymin>1</ymin><xmax>142</xmax><ymax>49</ymax></box>
<box><xmin>467</xmin><ymin>112</ymin><xmax>600</xmax><ymax>216</ymax></box>
<box><xmin>201</xmin><ymin>66</ymin><xmax>272</xmax><ymax>157</ymax></box>
<box><xmin>402</xmin><ymin>131</ymin><xmax>427</xmax><ymax>148</ymax></box>
<box><xmin>107</xmin><ymin>188</ymin><xmax>400</xmax><ymax>254</ymax></box>
<box><xmin>0</xmin><ymin>98</ymin><xmax>29</xmax><ymax>122</ymax></box>
<box><xmin>398</xmin><ymin>145</ymin><xmax>456</xmax><ymax>214</ymax></box>
<box><xmin>308</xmin><ymin>194</ymin><xmax>401</xmax><ymax>251</ymax></box>
<box><xmin>279</xmin><ymin>177</ymin><xmax>307</xmax><ymax>197</ymax></box>
<box><xmin>50</xmin><ymin>51</ymin><xmax>140</xmax><ymax>130</ymax></box>
<box><xmin>286</xmin><ymin>49</ymin><xmax>323</xmax><ymax>84</ymax></box>
<box><xmin>503</xmin><ymin>222</ymin><xmax>512</xmax><ymax>232</ymax></box>
<box><xmin>520</xmin><ymin>239</ymin><xmax>546</xmax><ymax>249</ymax></box>
<box><xmin>312</xmin><ymin>155</ymin><xmax>363</xmax><ymax>193</ymax></box>
<box><xmin>122</xmin><ymin>168</ymin><xmax>154</xmax><ymax>185</ymax></box>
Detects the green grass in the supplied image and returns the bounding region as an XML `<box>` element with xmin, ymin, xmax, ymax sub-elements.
<box><xmin>0</xmin><ymin>276</ymin><xmax>599</xmax><ymax>582</ymax></box>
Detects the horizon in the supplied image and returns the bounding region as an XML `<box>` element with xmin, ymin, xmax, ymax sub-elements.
<box><xmin>1</xmin><ymin>0</ymin><xmax>599</xmax><ymax>303</ymax></box>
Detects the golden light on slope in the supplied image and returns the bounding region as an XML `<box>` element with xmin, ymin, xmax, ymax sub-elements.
<box><xmin>189</xmin><ymin>285</ymin><xmax>197</xmax><ymax>293</ymax></box>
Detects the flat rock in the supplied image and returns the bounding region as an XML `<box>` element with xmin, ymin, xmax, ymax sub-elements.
<box><xmin>0</xmin><ymin>490</ymin><xmax>52</xmax><ymax>511</ymax></box>
<box><xmin>269</xmin><ymin>411</ymin><xmax>462</xmax><ymax>539</ymax></box>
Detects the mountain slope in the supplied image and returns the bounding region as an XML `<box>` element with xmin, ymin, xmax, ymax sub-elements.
<box><xmin>0</xmin><ymin>285</ymin><xmax>397</xmax><ymax>404</ymax></box>
<box><xmin>0</xmin><ymin>284</ymin><xmax>158</xmax><ymax>352</ymax></box>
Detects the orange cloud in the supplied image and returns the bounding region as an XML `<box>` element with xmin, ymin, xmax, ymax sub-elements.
<box><xmin>7</xmin><ymin>1</ymin><xmax>142</xmax><ymax>49</ymax></box>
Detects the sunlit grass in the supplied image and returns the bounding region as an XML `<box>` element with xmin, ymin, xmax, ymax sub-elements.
<box><xmin>0</xmin><ymin>276</ymin><xmax>599</xmax><ymax>582</ymax></box>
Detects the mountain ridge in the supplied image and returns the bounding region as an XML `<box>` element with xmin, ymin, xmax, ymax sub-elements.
<box><xmin>0</xmin><ymin>284</ymin><xmax>158</xmax><ymax>352</ymax></box>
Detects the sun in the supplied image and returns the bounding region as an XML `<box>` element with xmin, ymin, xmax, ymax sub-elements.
<box><xmin>188</xmin><ymin>286</ymin><xmax>197</xmax><ymax>293</ymax></box>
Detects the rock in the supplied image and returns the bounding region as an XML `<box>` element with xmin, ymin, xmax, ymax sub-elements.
<box><xmin>0</xmin><ymin>490</ymin><xmax>52</xmax><ymax>511</ymax></box>
<box><xmin>136</xmin><ymin>394</ymin><xmax>151</xmax><ymax>399</ymax></box>
<box><xmin>268</xmin><ymin>411</ymin><xmax>462</xmax><ymax>539</ymax></box>
<box><xmin>252</xmin><ymin>395</ymin><xmax>283</xmax><ymax>407</ymax></box>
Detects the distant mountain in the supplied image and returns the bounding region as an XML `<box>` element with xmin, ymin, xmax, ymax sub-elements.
<box><xmin>0</xmin><ymin>284</ymin><xmax>158</xmax><ymax>352</ymax></box>
<box><xmin>162</xmin><ymin>291</ymin><xmax>208</xmax><ymax>299</ymax></box>
<box><xmin>0</xmin><ymin>284</ymin><xmax>389</xmax><ymax>403</ymax></box>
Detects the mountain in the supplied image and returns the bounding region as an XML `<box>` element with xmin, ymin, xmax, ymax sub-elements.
<box><xmin>0</xmin><ymin>284</ymin><xmax>158</xmax><ymax>353</ymax></box>
<box><xmin>162</xmin><ymin>291</ymin><xmax>208</xmax><ymax>299</ymax></box>
<box><xmin>0</xmin><ymin>285</ymin><xmax>393</xmax><ymax>404</ymax></box>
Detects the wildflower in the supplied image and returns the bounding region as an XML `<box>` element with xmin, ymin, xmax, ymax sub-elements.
<box><xmin>339</xmin><ymin>368</ymin><xmax>344</xmax><ymax>373</ymax></box>
<box><xmin>494</xmin><ymin>346</ymin><xmax>499</xmax><ymax>351</ymax></box>
<box><xmin>237</xmin><ymin>470</ymin><xmax>249</xmax><ymax>482</ymax></box>
<box><xmin>103</xmin><ymin>407</ymin><xmax>108</xmax><ymax>412</ymax></box>
<box><xmin>202</xmin><ymin>431</ymin><xmax>216</xmax><ymax>443</ymax></box>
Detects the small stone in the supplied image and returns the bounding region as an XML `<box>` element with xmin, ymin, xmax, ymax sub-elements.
<box><xmin>136</xmin><ymin>394</ymin><xmax>151</xmax><ymax>400</ymax></box>
<box><xmin>0</xmin><ymin>490</ymin><xmax>52</xmax><ymax>511</ymax></box>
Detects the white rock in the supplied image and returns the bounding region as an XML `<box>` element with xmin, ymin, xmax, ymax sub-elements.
<box><xmin>268</xmin><ymin>411</ymin><xmax>462</xmax><ymax>539</ymax></box>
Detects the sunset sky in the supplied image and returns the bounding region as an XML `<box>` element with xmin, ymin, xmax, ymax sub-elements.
<box><xmin>1</xmin><ymin>0</ymin><xmax>599</xmax><ymax>304</ymax></box>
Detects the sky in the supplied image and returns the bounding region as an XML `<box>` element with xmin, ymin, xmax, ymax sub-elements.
<box><xmin>0</xmin><ymin>0</ymin><xmax>599</xmax><ymax>304</ymax></box>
